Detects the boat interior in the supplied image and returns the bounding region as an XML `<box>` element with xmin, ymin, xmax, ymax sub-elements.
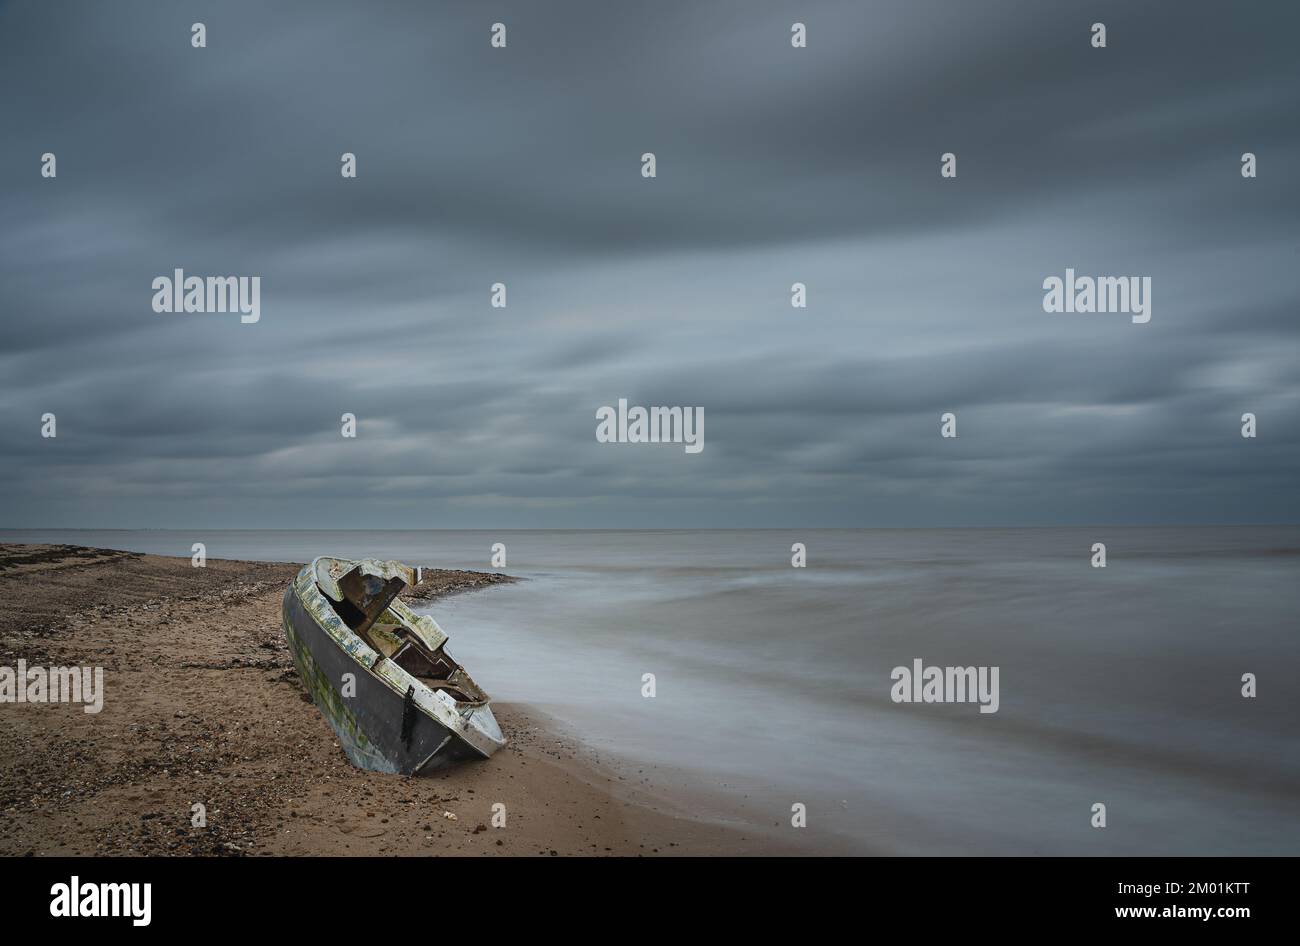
<box><xmin>315</xmin><ymin>557</ymin><xmax>489</xmax><ymax>707</ymax></box>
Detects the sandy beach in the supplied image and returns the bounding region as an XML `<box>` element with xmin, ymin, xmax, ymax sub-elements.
<box><xmin>0</xmin><ymin>544</ymin><xmax>805</xmax><ymax>856</ymax></box>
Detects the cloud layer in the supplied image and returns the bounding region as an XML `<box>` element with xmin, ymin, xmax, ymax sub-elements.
<box><xmin>1</xmin><ymin>1</ymin><xmax>1297</xmax><ymax>527</ymax></box>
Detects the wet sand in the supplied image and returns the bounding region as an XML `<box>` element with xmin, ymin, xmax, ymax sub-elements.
<box><xmin>0</xmin><ymin>544</ymin><xmax>808</xmax><ymax>856</ymax></box>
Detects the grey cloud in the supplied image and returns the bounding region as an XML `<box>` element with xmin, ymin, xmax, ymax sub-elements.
<box><xmin>0</xmin><ymin>1</ymin><xmax>1297</xmax><ymax>528</ymax></box>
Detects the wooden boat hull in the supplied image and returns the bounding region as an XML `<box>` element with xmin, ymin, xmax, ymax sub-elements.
<box><xmin>281</xmin><ymin>560</ymin><xmax>504</xmax><ymax>774</ymax></box>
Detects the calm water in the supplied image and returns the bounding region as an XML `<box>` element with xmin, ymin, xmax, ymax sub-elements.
<box><xmin>6</xmin><ymin>527</ymin><xmax>1298</xmax><ymax>854</ymax></box>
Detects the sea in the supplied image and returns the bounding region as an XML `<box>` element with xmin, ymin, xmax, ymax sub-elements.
<box><xmin>4</xmin><ymin>526</ymin><xmax>1297</xmax><ymax>855</ymax></box>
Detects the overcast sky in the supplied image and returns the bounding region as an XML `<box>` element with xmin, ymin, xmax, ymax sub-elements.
<box><xmin>1</xmin><ymin>1</ymin><xmax>1297</xmax><ymax>529</ymax></box>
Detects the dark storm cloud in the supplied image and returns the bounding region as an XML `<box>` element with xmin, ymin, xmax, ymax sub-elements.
<box><xmin>0</xmin><ymin>0</ymin><xmax>1297</xmax><ymax>528</ymax></box>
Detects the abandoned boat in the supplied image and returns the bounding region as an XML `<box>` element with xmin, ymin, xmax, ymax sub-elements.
<box><xmin>281</xmin><ymin>556</ymin><xmax>505</xmax><ymax>774</ymax></box>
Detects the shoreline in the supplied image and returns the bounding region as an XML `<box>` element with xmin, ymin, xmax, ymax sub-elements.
<box><xmin>0</xmin><ymin>544</ymin><xmax>813</xmax><ymax>856</ymax></box>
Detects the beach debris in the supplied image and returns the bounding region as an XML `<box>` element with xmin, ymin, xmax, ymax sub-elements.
<box><xmin>281</xmin><ymin>556</ymin><xmax>506</xmax><ymax>774</ymax></box>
